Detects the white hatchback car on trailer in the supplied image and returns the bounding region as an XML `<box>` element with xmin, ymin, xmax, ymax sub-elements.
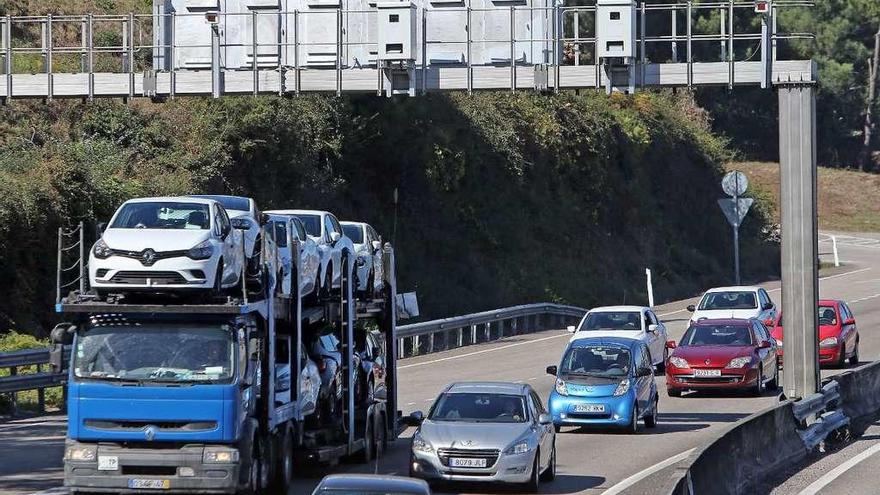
<box><xmin>89</xmin><ymin>197</ymin><xmax>245</xmax><ymax>296</ymax></box>
<box><xmin>340</xmin><ymin>221</ymin><xmax>385</xmax><ymax>298</ymax></box>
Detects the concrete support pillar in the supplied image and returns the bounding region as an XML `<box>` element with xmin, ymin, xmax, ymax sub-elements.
<box><xmin>778</xmin><ymin>83</ymin><xmax>820</xmax><ymax>399</ymax></box>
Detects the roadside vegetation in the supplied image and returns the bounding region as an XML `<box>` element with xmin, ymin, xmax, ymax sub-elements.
<box><xmin>0</xmin><ymin>332</ymin><xmax>63</xmax><ymax>414</ymax></box>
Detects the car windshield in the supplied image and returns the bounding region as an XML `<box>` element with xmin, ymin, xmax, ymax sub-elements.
<box><xmin>818</xmin><ymin>306</ymin><xmax>838</xmax><ymax>325</ymax></box>
<box><xmin>73</xmin><ymin>322</ymin><xmax>235</xmax><ymax>383</ymax></box>
<box><xmin>681</xmin><ymin>325</ymin><xmax>753</xmax><ymax>346</ymax></box>
<box><xmin>192</xmin><ymin>195</ymin><xmax>250</xmax><ymax>213</ymax></box>
<box><xmin>579</xmin><ymin>312</ymin><xmax>641</xmax><ymax>331</ymax></box>
<box><xmin>429</xmin><ymin>393</ymin><xmax>527</xmax><ymax>423</ymax></box>
<box><xmin>559</xmin><ymin>346</ymin><xmax>631</xmax><ymax>377</ymax></box>
<box><xmin>110</xmin><ymin>202</ymin><xmax>211</xmax><ymax>230</ymax></box>
<box><xmin>342</xmin><ymin>224</ymin><xmax>364</xmax><ymax>243</ymax></box>
<box><xmin>294</xmin><ymin>214</ymin><xmax>322</xmax><ymax>237</ymax></box>
<box><xmin>698</xmin><ymin>291</ymin><xmax>758</xmax><ymax>310</ymax></box>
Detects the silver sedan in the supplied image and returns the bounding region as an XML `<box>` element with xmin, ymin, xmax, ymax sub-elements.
<box><xmin>408</xmin><ymin>382</ymin><xmax>556</xmax><ymax>492</ymax></box>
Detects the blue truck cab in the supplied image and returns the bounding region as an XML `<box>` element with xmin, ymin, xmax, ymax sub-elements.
<box><xmin>56</xmin><ymin>303</ymin><xmax>269</xmax><ymax>494</ymax></box>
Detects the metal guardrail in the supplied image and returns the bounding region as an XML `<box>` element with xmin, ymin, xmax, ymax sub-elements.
<box><xmin>396</xmin><ymin>302</ymin><xmax>586</xmax><ymax>357</ymax></box>
<box><xmin>0</xmin><ymin>346</ymin><xmax>70</xmax><ymax>415</ymax></box>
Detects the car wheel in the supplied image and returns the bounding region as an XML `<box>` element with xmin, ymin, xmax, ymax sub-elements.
<box><xmin>366</xmin><ymin>270</ymin><xmax>375</xmax><ymax>299</ymax></box>
<box><xmin>540</xmin><ymin>442</ymin><xmax>557</xmax><ymax>482</ymax></box>
<box><xmin>645</xmin><ymin>397</ymin><xmax>658</xmax><ymax>428</ymax></box>
<box><xmin>837</xmin><ymin>345</ymin><xmax>848</xmax><ymax>368</ymax></box>
<box><xmin>850</xmin><ymin>340</ymin><xmax>860</xmax><ymax>366</ymax></box>
<box><xmin>628</xmin><ymin>406</ymin><xmax>639</xmax><ymax>434</ymax></box>
<box><xmin>522</xmin><ymin>451</ymin><xmax>540</xmax><ymax>493</ymax></box>
<box><xmin>667</xmin><ymin>388</ymin><xmax>682</xmax><ymax>398</ymax></box>
<box><xmin>767</xmin><ymin>359</ymin><xmax>780</xmax><ymax>391</ymax></box>
<box><xmin>212</xmin><ymin>259</ymin><xmax>225</xmax><ymax>296</ymax></box>
<box><xmin>753</xmin><ymin>366</ymin><xmax>765</xmax><ymax>397</ymax></box>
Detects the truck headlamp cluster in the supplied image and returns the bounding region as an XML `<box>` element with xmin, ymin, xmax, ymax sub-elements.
<box><xmin>203</xmin><ymin>448</ymin><xmax>239</xmax><ymax>463</ymax></box>
<box><xmin>66</xmin><ymin>445</ymin><xmax>97</xmax><ymax>461</ymax></box>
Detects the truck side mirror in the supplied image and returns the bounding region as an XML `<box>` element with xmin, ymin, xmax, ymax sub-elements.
<box><xmin>49</xmin><ymin>344</ymin><xmax>65</xmax><ymax>374</ymax></box>
<box><xmin>50</xmin><ymin>323</ymin><xmax>75</xmax><ymax>345</ymax></box>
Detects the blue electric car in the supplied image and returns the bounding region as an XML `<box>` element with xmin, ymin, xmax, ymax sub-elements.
<box><xmin>546</xmin><ymin>336</ymin><xmax>658</xmax><ymax>433</ymax></box>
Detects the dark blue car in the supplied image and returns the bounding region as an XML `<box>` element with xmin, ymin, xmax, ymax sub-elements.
<box><xmin>546</xmin><ymin>336</ymin><xmax>658</xmax><ymax>433</ymax></box>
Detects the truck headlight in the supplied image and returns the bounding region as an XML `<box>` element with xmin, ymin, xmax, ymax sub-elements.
<box><xmin>820</xmin><ymin>337</ymin><xmax>839</xmax><ymax>348</ymax></box>
<box><xmin>727</xmin><ymin>356</ymin><xmax>752</xmax><ymax>369</ymax></box>
<box><xmin>187</xmin><ymin>240</ymin><xmax>214</xmax><ymax>260</ymax></box>
<box><xmin>613</xmin><ymin>378</ymin><xmax>631</xmax><ymax>397</ymax></box>
<box><xmin>93</xmin><ymin>239</ymin><xmax>112</xmax><ymax>259</ymax></box>
<box><xmin>504</xmin><ymin>441</ymin><xmax>531</xmax><ymax>455</ymax></box>
<box><xmin>66</xmin><ymin>445</ymin><xmax>97</xmax><ymax>461</ymax></box>
<box><xmin>555</xmin><ymin>378</ymin><xmax>568</xmax><ymax>396</ymax></box>
<box><xmin>203</xmin><ymin>448</ymin><xmax>239</xmax><ymax>463</ymax></box>
<box><xmin>412</xmin><ymin>433</ymin><xmax>434</xmax><ymax>453</ymax></box>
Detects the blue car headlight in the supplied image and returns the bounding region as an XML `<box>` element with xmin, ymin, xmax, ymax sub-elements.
<box><xmin>613</xmin><ymin>378</ymin><xmax>631</xmax><ymax>397</ymax></box>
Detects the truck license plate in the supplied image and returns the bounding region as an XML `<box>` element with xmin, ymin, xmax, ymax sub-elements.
<box><xmin>450</xmin><ymin>458</ymin><xmax>487</xmax><ymax>468</ymax></box>
<box><xmin>97</xmin><ymin>456</ymin><xmax>118</xmax><ymax>471</ymax></box>
<box><xmin>574</xmin><ymin>403</ymin><xmax>605</xmax><ymax>413</ymax></box>
<box><xmin>694</xmin><ymin>369</ymin><xmax>722</xmax><ymax>377</ymax></box>
<box><xmin>127</xmin><ymin>479</ymin><xmax>170</xmax><ymax>490</ymax></box>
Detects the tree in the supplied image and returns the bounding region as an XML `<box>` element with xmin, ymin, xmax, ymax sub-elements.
<box><xmin>860</xmin><ymin>24</ymin><xmax>880</xmax><ymax>171</ymax></box>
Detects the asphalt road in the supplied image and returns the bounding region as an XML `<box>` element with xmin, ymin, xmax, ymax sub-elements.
<box><xmin>2</xmin><ymin>232</ymin><xmax>878</xmax><ymax>495</ymax></box>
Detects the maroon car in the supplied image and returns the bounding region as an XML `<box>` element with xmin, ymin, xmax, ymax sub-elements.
<box><xmin>665</xmin><ymin>318</ymin><xmax>779</xmax><ymax>397</ymax></box>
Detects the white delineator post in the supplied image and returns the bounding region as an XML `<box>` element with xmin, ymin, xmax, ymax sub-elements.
<box><xmin>645</xmin><ymin>268</ymin><xmax>655</xmax><ymax>308</ymax></box>
<box><xmin>832</xmin><ymin>235</ymin><xmax>840</xmax><ymax>267</ymax></box>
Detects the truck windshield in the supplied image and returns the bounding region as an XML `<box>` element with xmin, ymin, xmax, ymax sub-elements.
<box><xmin>73</xmin><ymin>323</ymin><xmax>235</xmax><ymax>383</ymax></box>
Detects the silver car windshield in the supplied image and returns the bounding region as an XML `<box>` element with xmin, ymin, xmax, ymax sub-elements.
<box><xmin>560</xmin><ymin>346</ymin><xmax>630</xmax><ymax>378</ymax></box>
<box><xmin>698</xmin><ymin>291</ymin><xmax>758</xmax><ymax>310</ymax></box>
<box><xmin>73</xmin><ymin>322</ymin><xmax>235</xmax><ymax>383</ymax></box>
<box><xmin>579</xmin><ymin>312</ymin><xmax>641</xmax><ymax>331</ymax></box>
<box><xmin>110</xmin><ymin>202</ymin><xmax>210</xmax><ymax>230</ymax></box>
<box><xmin>294</xmin><ymin>214</ymin><xmax>322</xmax><ymax>237</ymax></box>
<box><xmin>429</xmin><ymin>393</ymin><xmax>526</xmax><ymax>423</ymax></box>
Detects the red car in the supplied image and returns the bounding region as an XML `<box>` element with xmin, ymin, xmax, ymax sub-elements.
<box><xmin>665</xmin><ymin>318</ymin><xmax>779</xmax><ymax>397</ymax></box>
<box><xmin>771</xmin><ymin>300</ymin><xmax>859</xmax><ymax>368</ymax></box>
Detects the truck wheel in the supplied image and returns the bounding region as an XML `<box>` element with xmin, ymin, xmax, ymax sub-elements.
<box><xmin>258</xmin><ymin>438</ymin><xmax>271</xmax><ymax>493</ymax></box>
<box><xmin>278</xmin><ymin>427</ymin><xmax>295</xmax><ymax>488</ymax></box>
<box><xmin>358</xmin><ymin>417</ymin><xmax>374</xmax><ymax>462</ymax></box>
<box><xmin>375</xmin><ymin>413</ymin><xmax>387</xmax><ymax>457</ymax></box>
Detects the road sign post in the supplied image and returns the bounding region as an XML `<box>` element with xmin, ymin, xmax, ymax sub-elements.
<box><xmin>718</xmin><ymin>171</ymin><xmax>752</xmax><ymax>285</ymax></box>
<box><xmin>779</xmin><ymin>83</ymin><xmax>820</xmax><ymax>400</ymax></box>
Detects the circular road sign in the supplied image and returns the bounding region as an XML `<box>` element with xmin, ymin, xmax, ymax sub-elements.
<box><xmin>722</xmin><ymin>171</ymin><xmax>749</xmax><ymax>197</ymax></box>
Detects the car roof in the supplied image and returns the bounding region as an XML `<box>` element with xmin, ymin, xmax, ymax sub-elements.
<box><xmin>704</xmin><ymin>286</ymin><xmax>762</xmax><ymax>293</ymax></box>
<box><xmin>265</xmin><ymin>209</ymin><xmax>331</xmax><ymax>217</ymax></box>
<box><xmin>122</xmin><ymin>196</ymin><xmax>216</xmax><ymax>206</ymax></box>
<box><xmin>445</xmin><ymin>381</ymin><xmax>528</xmax><ymax>395</ymax></box>
<box><xmin>691</xmin><ymin>318</ymin><xmax>754</xmax><ymax>326</ymax></box>
<box><xmin>340</xmin><ymin>220</ymin><xmax>369</xmax><ymax>228</ymax></box>
<box><xmin>587</xmin><ymin>305</ymin><xmax>648</xmax><ymax>313</ymax></box>
<box><xmin>316</xmin><ymin>474</ymin><xmax>429</xmax><ymax>492</ymax></box>
<box><xmin>568</xmin><ymin>336</ymin><xmax>644</xmax><ymax>349</ymax></box>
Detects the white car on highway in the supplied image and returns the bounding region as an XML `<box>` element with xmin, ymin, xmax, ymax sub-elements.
<box><xmin>267</xmin><ymin>213</ymin><xmax>321</xmax><ymax>299</ymax></box>
<box><xmin>189</xmin><ymin>195</ymin><xmax>266</xmax><ymax>275</ymax></box>
<box><xmin>265</xmin><ymin>210</ymin><xmax>354</xmax><ymax>295</ymax></box>
<box><xmin>89</xmin><ymin>197</ymin><xmax>245</xmax><ymax>296</ymax></box>
<box><xmin>687</xmin><ymin>286</ymin><xmax>778</xmax><ymax>327</ymax></box>
<box><xmin>341</xmin><ymin>221</ymin><xmax>385</xmax><ymax>298</ymax></box>
<box><xmin>568</xmin><ymin>306</ymin><xmax>670</xmax><ymax>368</ymax></box>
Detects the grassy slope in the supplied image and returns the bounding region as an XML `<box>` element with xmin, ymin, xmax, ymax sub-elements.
<box><xmin>726</xmin><ymin>162</ymin><xmax>880</xmax><ymax>233</ymax></box>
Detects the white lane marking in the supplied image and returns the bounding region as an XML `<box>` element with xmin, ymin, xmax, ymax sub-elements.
<box><xmin>602</xmin><ymin>448</ymin><xmax>695</xmax><ymax>495</ymax></box>
<box><xmin>851</xmin><ymin>293</ymin><xmax>880</xmax><ymax>304</ymax></box>
<box><xmin>658</xmin><ymin>308</ymin><xmax>687</xmax><ymax>317</ymax></box>
<box><xmin>797</xmin><ymin>442</ymin><xmax>880</xmax><ymax>495</ymax></box>
<box><xmin>406</xmin><ymin>402</ymin><xmax>416</xmax><ymax>406</ymax></box>
<box><xmin>398</xmin><ymin>332</ymin><xmax>569</xmax><ymax>370</ymax></box>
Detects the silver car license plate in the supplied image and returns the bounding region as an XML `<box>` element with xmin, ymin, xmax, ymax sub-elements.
<box><xmin>127</xmin><ymin>479</ymin><xmax>170</xmax><ymax>490</ymax></box>
<box><xmin>573</xmin><ymin>403</ymin><xmax>605</xmax><ymax>413</ymax></box>
<box><xmin>694</xmin><ymin>369</ymin><xmax>722</xmax><ymax>377</ymax></box>
<box><xmin>450</xmin><ymin>457</ymin><xmax>487</xmax><ymax>468</ymax></box>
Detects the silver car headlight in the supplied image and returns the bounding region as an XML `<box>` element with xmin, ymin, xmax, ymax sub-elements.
<box><xmin>727</xmin><ymin>356</ymin><xmax>752</xmax><ymax>369</ymax></box>
<box><xmin>93</xmin><ymin>239</ymin><xmax>112</xmax><ymax>259</ymax></box>
<box><xmin>504</xmin><ymin>441</ymin><xmax>533</xmax><ymax>455</ymax></box>
<box><xmin>555</xmin><ymin>378</ymin><xmax>568</xmax><ymax>396</ymax></box>
<box><xmin>187</xmin><ymin>240</ymin><xmax>214</xmax><ymax>260</ymax></box>
<box><xmin>820</xmin><ymin>337</ymin><xmax>839</xmax><ymax>348</ymax></box>
<box><xmin>412</xmin><ymin>432</ymin><xmax>434</xmax><ymax>453</ymax></box>
<box><xmin>66</xmin><ymin>445</ymin><xmax>97</xmax><ymax>461</ymax></box>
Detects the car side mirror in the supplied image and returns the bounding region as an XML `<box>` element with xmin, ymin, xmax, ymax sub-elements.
<box><xmin>538</xmin><ymin>413</ymin><xmax>553</xmax><ymax>425</ymax></box>
<box><xmin>686</xmin><ymin>304</ymin><xmax>696</xmax><ymax>312</ymax></box>
<box><xmin>330</xmin><ymin>231</ymin><xmax>342</xmax><ymax>244</ymax></box>
<box><xmin>762</xmin><ymin>302</ymin><xmax>774</xmax><ymax>310</ymax></box>
<box><xmin>566</xmin><ymin>325</ymin><xmax>576</xmax><ymax>333</ymax></box>
<box><xmin>546</xmin><ymin>365</ymin><xmax>558</xmax><ymax>376</ymax></box>
<box><xmin>231</xmin><ymin>217</ymin><xmax>250</xmax><ymax>230</ymax></box>
<box><xmin>665</xmin><ymin>340</ymin><xmax>677</xmax><ymax>349</ymax></box>
<box><xmin>759</xmin><ymin>340</ymin><xmax>772</xmax><ymax>349</ymax></box>
<box><xmin>844</xmin><ymin>318</ymin><xmax>855</xmax><ymax>326</ymax></box>
<box><xmin>371</xmin><ymin>240</ymin><xmax>382</xmax><ymax>251</ymax></box>
<box><xmin>637</xmin><ymin>367</ymin><xmax>653</xmax><ymax>378</ymax></box>
<box><xmin>97</xmin><ymin>222</ymin><xmax>107</xmax><ymax>235</ymax></box>
<box><xmin>259</xmin><ymin>213</ymin><xmax>270</xmax><ymax>226</ymax></box>
<box><xmin>647</xmin><ymin>324</ymin><xmax>658</xmax><ymax>333</ymax></box>
<box><xmin>407</xmin><ymin>410</ymin><xmax>425</xmax><ymax>426</ymax></box>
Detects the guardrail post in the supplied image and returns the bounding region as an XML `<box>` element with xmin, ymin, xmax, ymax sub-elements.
<box><xmin>412</xmin><ymin>335</ymin><xmax>419</xmax><ymax>356</ymax></box>
<box><xmin>61</xmin><ymin>382</ymin><xmax>67</xmax><ymax>413</ymax></box>
<box><xmin>457</xmin><ymin>327</ymin><xmax>463</xmax><ymax>347</ymax></box>
<box><xmin>471</xmin><ymin>324</ymin><xmax>477</xmax><ymax>345</ymax></box>
<box><xmin>8</xmin><ymin>366</ymin><xmax>16</xmax><ymax>416</ymax></box>
<box><xmin>37</xmin><ymin>364</ymin><xmax>45</xmax><ymax>414</ymax></box>
<box><xmin>427</xmin><ymin>333</ymin><xmax>434</xmax><ymax>354</ymax></box>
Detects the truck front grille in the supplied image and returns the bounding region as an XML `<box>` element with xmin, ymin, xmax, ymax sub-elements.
<box><xmin>85</xmin><ymin>420</ymin><xmax>217</xmax><ymax>432</ymax></box>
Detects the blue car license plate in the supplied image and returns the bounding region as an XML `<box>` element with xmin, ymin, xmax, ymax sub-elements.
<box><xmin>573</xmin><ymin>403</ymin><xmax>605</xmax><ymax>413</ymax></box>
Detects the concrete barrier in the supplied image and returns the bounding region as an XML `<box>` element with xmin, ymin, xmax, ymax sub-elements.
<box><xmin>664</xmin><ymin>400</ymin><xmax>807</xmax><ymax>495</ymax></box>
<box><xmin>830</xmin><ymin>360</ymin><xmax>880</xmax><ymax>431</ymax></box>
